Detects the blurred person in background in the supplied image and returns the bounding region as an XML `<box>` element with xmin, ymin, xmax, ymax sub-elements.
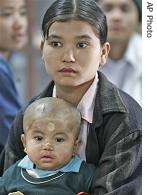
<box><xmin>96</xmin><ymin>0</ymin><xmax>142</xmax><ymax>105</ymax></box>
<box><xmin>0</xmin><ymin>0</ymin><xmax>28</xmax><ymax>154</ymax></box>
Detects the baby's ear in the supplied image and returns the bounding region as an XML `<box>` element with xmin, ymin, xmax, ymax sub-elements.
<box><xmin>21</xmin><ymin>134</ymin><xmax>26</xmax><ymax>152</ymax></box>
<box><xmin>73</xmin><ymin>139</ymin><xmax>81</xmax><ymax>156</ymax></box>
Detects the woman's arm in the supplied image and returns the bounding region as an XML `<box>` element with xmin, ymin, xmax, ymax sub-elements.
<box><xmin>0</xmin><ymin>110</ymin><xmax>25</xmax><ymax>174</ymax></box>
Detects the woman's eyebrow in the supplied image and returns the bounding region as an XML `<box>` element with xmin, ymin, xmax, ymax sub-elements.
<box><xmin>0</xmin><ymin>4</ymin><xmax>27</xmax><ymax>11</ymax></box>
<box><xmin>47</xmin><ymin>34</ymin><xmax>92</xmax><ymax>40</ymax></box>
<box><xmin>75</xmin><ymin>34</ymin><xmax>92</xmax><ymax>40</ymax></box>
<box><xmin>47</xmin><ymin>34</ymin><xmax>62</xmax><ymax>40</ymax></box>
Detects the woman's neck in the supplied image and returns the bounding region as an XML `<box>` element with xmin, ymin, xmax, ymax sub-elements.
<box><xmin>55</xmin><ymin>78</ymin><xmax>94</xmax><ymax>106</ymax></box>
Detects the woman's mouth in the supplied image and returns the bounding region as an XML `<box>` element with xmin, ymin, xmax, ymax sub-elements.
<box><xmin>59</xmin><ymin>68</ymin><xmax>77</xmax><ymax>73</ymax></box>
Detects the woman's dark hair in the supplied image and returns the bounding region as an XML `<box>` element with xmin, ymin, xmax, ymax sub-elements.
<box><xmin>42</xmin><ymin>0</ymin><xmax>108</xmax><ymax>45</ymax></box>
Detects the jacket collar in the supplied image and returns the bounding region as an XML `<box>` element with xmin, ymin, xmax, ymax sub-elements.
<box><xmin>38</xmin><ymin>71</ymin><xmax>127</xmax><ymax>124</ymax></box>
<box><xmin>93</xmin><ymin>71</ymin><xmax>128</xmax><ymax>128</ymax></box>
<box><xmin>97</xmin><ymin>71</ymin><xmax>127</xmax><ymax>113</ymax></box>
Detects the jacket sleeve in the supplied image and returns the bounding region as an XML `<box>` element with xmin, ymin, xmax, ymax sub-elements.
<box><xmin>0</xmin><ymin>109</ymin><xmax>25</xmax><ymax>174</ymax></box>
<box><xmin>90</xmin><ymin>108</ymin><xmax>142</xmax><ymax>195</ymax></box>
<box><xmin>0</xmin><ymin>176</ymin><xmax>7</xmax><ymax>195</ymax></box>
<box><xmin>93</xmin><ymin>131</ymin><xmax>141</xmax><ymax>194</ymax></box>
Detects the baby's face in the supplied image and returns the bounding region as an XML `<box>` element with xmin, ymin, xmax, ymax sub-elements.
<box><xmin>21</xmin><ymin>117</ymin><xmax>78</xmax><ymax>170</ymax></box>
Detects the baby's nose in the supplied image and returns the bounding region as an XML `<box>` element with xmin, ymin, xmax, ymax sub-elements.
<box><xmin>43</xmin><ymin>142</ymin><xmax>53</xmax><ymax>151</ymax></box>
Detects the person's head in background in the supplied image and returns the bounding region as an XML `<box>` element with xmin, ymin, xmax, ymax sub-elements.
<box><xmin>40</xmin><ymin>0</ymin><xmax>110</xmax><ymax>101</ymax></box>
<box><xmin>95</xmin><ymin>0</ymin><xmax>142</xmax><ymax>60</ymax></box>
<box><xmin>21</xmin><ymin>97</ymin><xmax>81</xmax><ymax>170</ymax></box>
<box><xmin>0</xmin><ymin>0</ymin><xmax>28</xmax><ymax>60</ymax></box>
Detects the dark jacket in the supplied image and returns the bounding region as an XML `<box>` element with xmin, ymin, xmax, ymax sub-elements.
<box><xmin>0</xmin><ymin>72</ymin><xmax>142</xmax><ymax>195</ymax></box>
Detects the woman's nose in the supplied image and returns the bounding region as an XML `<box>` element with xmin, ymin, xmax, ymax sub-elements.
<box><xmin>62</xmin><ymin>47</ymin><xmax>76</xmax><ymax>63</ymax></box>
<box><xmin>13</xmin><ymin>13</ymin><xmax>27</xmax><ymax>30</ymax></box>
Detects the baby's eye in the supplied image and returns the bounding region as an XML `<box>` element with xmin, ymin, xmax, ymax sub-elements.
<box><xmin>34</xmin><ymin>136</ymin><xmax>43</xmax><ymax>141</ymax></box>
<box><xmin>55</xmin><ymin>137</ymin><xmax>64</xmax><ymax>143</ymax></box>
<box><xmin>77</xmin><ymin>42</ymin><xmax>88</xmax><ymax>48</ymax></box>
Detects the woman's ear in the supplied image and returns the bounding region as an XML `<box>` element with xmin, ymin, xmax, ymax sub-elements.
<box><xmin>40</xmin><ymin>40</ymin><xmax>44</xmax><ymax>51</ymax></box>
<box><xmin>40</xmin><ymin>40</ymin><xmax>44</xmax><ymax>60</ymax></box>
<box><xmin>100</xmin><ymin>42</ymin><xmax>110</xmax><ymax>66</ymax></box>
<box><xmin>73</xmin><ymin>139</ymin><xmax>81</xmax><ymax>156</ymax></box>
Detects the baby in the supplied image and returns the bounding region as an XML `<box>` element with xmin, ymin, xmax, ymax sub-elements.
<box><xmin>0</xmin><ymin>97</ymin><xmax>95</xmax><ymax>195</ymax></box>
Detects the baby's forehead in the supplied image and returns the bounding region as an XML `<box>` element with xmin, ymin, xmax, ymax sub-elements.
<box><xmin>24</xmin><ymin>103</ymin><xmax>75</xmax><ymax>127</ymax></box>
<box><xmin>26</xmin><ymin>100</ymin><xmax>72</xmax><ymax>116</ymax></box>
<box><xmin>23</xmin><ymin>98</ymin><xmax>80</xmax><ymax>131</ymax></box>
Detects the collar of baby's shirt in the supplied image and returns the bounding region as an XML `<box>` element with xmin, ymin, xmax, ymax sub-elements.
<box><xmin>52</xmin><ymin>85</ymin><xmax>56</xmax><ymax>97</ymax></box>
<box><xmin>18</xmin><ymin>155</ymin><xmax>83</xmax><ymax>178</ymax></box>
<box><xmin>52</xmin><ymin>73</ymin><xmax>98</xmax><ymax>123</ymax></box>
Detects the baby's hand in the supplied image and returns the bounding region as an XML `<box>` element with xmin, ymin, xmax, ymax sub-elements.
<box><xmin>8</xmin><ymin>191</ymin><xmax>24</xmax><ymax>195</ymax></box>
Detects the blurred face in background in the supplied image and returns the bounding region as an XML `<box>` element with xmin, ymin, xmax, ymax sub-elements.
<box><xmin>0</xmin><ymin>0</ymin><xmax>28</xmax><ymax>53</ymax></box>
<box><xmin>98</xmin><ymin>0</ymin><xmax>139</xmax><ymax>44</ymax></box>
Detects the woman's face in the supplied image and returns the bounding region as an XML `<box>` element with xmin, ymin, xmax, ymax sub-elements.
<box><xmin>98</xmin><ymin>0</ymin><xmax>139</xmax><ymax>44</ymax></box>
<box><xmin>0</xmin><ymin>0</ymin><xmax>28</xmax><ymax>52</ymax></box>
<box><xmin>41</xmin><ymin>20</ymin><xmax>110</xmax><ymax>88</ymax></box>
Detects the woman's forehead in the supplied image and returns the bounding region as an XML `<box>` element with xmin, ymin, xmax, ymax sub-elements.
<box><xmin>47</xmin><ymin>20</ymin><xmax>99</xmax><ymax>40</ymax></box>
<box><xmin>0</xmin><ymin>0</ymin><xmax>26</xmax><ymax>9</ymax></box>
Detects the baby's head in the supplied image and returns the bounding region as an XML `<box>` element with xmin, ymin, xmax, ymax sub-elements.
<box><xmin>22</xmin><ymin>97</ymin><xmax>81</xmax><ymax>170</ymax></box>
<box><xmin>23</xmin><ymin>97</ymin><xmax>81</xmax><ymax>137</ymax></box>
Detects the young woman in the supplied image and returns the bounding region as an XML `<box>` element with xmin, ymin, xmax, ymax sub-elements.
<box><xmin>0</xmin><ymin>0</ymin><xmax>28</xmax><ymax>153</ymax></box>
<box><xmin>0</xmin><ymin>0</ymin><xmax>142</xmax><ymax>194</ymax></box>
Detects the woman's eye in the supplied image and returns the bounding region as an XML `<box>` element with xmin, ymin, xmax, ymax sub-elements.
<box><xmin>103</xmin><ymin>5</ymin><xmax>113</xmax><ymax>12</ymax></box>
<box><xmin>34</xmin><ymin>136</ymin><xmax>43</xmax><ymax>141</ymax></box>
<box><xmin>55</xmin><ymin>138</ymin><xmax>64</xmax><ymax>143</ymax></box>
<box><xmin>20</xmin><ymin>9</ymin><xmax>28</xmax><ymax>16</ymax></box>
<box><xmin>49</xmin><ymin>41</ymin><xmax>62</xmax><ymax>48</ymax></box>
<box><xmin>121</xmin><ymin>5</ymin><xmax>130</xmax><ymax>13</ymax></box>
<box><xmin>77</xmin><ymin>42</ymin><xmax>88</xmax><ymax>48</ymax></box>
<box><xmin>0</xmin><ymin>12</ymin><xmax>12</xmax><ymax>17</ymax></box>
